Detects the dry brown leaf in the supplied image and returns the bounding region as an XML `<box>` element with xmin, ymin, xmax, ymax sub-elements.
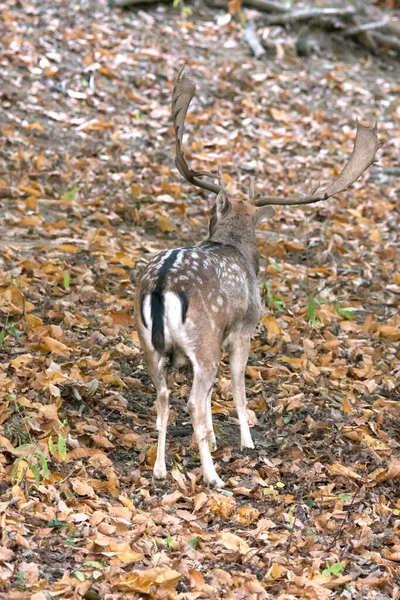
<box><xmin>189</xmin><ymin>569</ymin><xmax>205</xmax><ymax>590</ymax></box>
<box><xmin>327</xmin><ymin>463</ymin><xmax>363</xmax><ymax>481</ymax></box>
<box><xmin>70</xmin><ymin>478</ymin><xmax>96</xmax><ymax>498</ymax></box>
<box><xmin>112</xmin><ymin>567</ymin><xmax>181</xmax><ymax>593</ymax></box>
<box><xmin>217</xmin><ymin>531</ymin><xmax>250</xmax><ymax>554</ymax></box>
<box><xmin>43</xmin><ymin>336</ymin><xmax>71</xmax><ymax>356</ymax></box>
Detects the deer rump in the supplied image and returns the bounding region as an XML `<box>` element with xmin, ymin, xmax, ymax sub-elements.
<box><xmin>138</xmin><ymin>244</ymin><xmax>256</xmax><ymax>368</ymax></box>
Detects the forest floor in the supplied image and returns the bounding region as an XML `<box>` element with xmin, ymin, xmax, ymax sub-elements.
<box><xmin>0</xmin><ymin>0</ymin><xmax>399</xmax><ymax>598</ymax></box>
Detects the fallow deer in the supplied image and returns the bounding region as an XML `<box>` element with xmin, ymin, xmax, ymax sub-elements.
<box><xmin>134</xmin><ymin>68</ymin><xmax>381</xmax><ymax>487</ymax></box>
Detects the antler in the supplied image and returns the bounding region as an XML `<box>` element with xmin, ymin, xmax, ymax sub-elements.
<box><xmin>254</xmin><ymin>122</ymin><xmax>382</xmax><ymax>207</ymax></box>
<box><xmin>172</xmin><ymin>67</ymin><xmax>222</xmax><ymax>195</ymax></box>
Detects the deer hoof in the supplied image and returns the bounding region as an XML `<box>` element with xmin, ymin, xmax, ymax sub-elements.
<box><xmin>241</xmin><ymin>439</ymin><xmax>255</xmax><ymax>450</ymax></box>
<box><xmin>207</xmin><ymin>476</ymin><xmax>225</xmax><ymax>489</ymax></box>
<box><xmin>153</xmin><ymin>464</ymin><xmax>167</xmax><ymax>480</ymax></box>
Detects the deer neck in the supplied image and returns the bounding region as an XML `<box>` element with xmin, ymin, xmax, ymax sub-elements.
<box><xmin>208</xmin><ymin>227</ymin><xmax>259</xmax><ymax>275</ymax></box>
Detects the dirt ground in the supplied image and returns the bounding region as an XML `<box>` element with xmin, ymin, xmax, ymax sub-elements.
<box><xmin>0</xmin><ymin>0</ymin><xmax>399</xmax><ymax>598</ymax></box>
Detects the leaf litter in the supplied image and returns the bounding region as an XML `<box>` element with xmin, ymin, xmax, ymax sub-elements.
<box><xmin>0</xmin><ymin>0</ymin><xmax>399</xmax><ymax>598</ymax></box>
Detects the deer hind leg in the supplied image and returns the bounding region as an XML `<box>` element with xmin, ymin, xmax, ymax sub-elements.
<box><xmin>206</xmin><ymin>388</ymin><xmax>216</xmax><ymax>451</ymax></box>
<box><xmin>144</xmin><ymin>350</ymin><xmax>170</xmax><ymax>480</ymax></box>
<box><xmin>188</xmin><ymin>363</ymin><xmax>223</xmax><ymax>487</ymax></box>
<box><xmin>229</xmin><ymin>335</ymin><xmax>254</xmax><ymax>450</ymax></box>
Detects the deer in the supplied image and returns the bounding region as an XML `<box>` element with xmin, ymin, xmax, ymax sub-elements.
<box><xmin>134</xmin><ymin>68</ymin><xmax>381</xmax><ymax>488</ymax></box>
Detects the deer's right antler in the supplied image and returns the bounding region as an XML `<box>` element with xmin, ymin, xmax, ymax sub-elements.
<box><xmin>254</xmin><ymin>122</ymin><xmax>382</xmax><ymax>207</ymax></box>
<box><xmin>172</xmin><ymin>68</ymin><xmax>222</xmax><ymax>195</ymax></box>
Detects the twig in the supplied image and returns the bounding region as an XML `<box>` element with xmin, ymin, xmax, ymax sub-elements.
<box><xmin>371</xmin><ymin>31</ymin><xmax>400</xmax><ymax>51</ymax></box>
<box><xmin>344</xmin><ymin>20</ymin><xmax>388</xmax><ymax>36</ymax></box>
<box><xmin>206</xmin><ymin>0</ymin><xmax>286</xmax><ymax>12</ymax></box>
<box><xmin>109</xmin><ymin>0</ymin><xmax>168</xmax><ymax>6</ymax></box>
<box><xmin>266</xmin><ymin>7</ymin><xmax>356</xmax><ymax>26</ymax></box>
<box><xmin>327</xmin><ymin>484</ymin><xmax>362</xmax><ymax>550</ymax></box>
<box><xmin>244</xmin><ymin>23</ymin><xmax>266</xmax><ymax>59</ymax></box>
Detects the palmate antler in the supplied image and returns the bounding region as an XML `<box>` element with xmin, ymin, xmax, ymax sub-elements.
<box><xmin>172</xmin><ymin>69</ymin><xmax>382</xmax><ymax>205</ymax></box>
<box><xmin>254</xmin><ymin>122</ymin><xmax>382</xmax><ymax>207</ymax></box>
<box><xmin>172</xmin><ymin>67</ymin><xmax>222</xmax><ymax>195</ymax></box>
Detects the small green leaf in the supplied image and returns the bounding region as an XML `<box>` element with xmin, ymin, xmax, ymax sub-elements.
<box><xmin>75</xmin><ymin>571</ymin><xmax>85</xmax><ymax>582</ymax></box>
<box><xmin>0</xmin><ymin>329</ymin><xmax>5</xmax><ymax>349</ymax></box>
<box><xmin>339</xmin><ymin>493</ymin><xmax>350</xmax><ymax>501</ymax></box>
<box><xmin>334</xmin><ymin>303</ymin><xmax>357</xmax><ymax>321</ymax></box>
<box><xmin>7</xmin><ymin>324</ymin><xmax>20</xmax><ymax>339</ymax></box>
<box><xmin>330</xmin><ymin>562</ymin><xmax>345</xmax><ymax>576</ymax></box>
<box><xmin>188</xmin><ymin>537</ymin><xmax>199</xmax><ymax>549</ymax></box>
<box><xmin>307</xmin><ymin>295</ymin><xmax>316</xmax><ymax>324</ymax></box>
<box><xmin>283</xmin><ymin>413</ymin><xmax>293</xmax><ymax>424</ymax></box>
<box><xmin>182</xmin><ymin>5</ymin><xmax>192</xmax><ymax>14</ymax></box>
<box><xmin>173</xmin><ymin>0</ymin><xmax>180</xmax><ymax>6</ymax></box>
<box><xmin>48</xmin><ymin>436</ymin><xmax>55</xmax><ymax>456</ymax></box>
<box><xmin>305</xmin><ymin>498</ymin><xmax>315</xmax><ymax>507</ymax></box>
<box><xmin>276</xmin><ymin>481</ymin><xmax>285</xmax><ymax>489</ymax></box>
<box><xmin>66</xmin><ymin>186</ymin><xmax>78</xmax><ymax>201</ymax></box>
<box><xmin>322</xmin><ymin>561</ymin><xmax>345</xmax><ymax>577</ymax></box>
<box><xmin>36</xmin><ymin>449</ymin><xmax>50</xmax><ymax>478</ymax></box>
<box><xmin>30</xmin><ymin>463</ymin><xmax>41</xmax><ymax>488</ymax></box>
<box><xmin>136</xmin><ymin>364</ymin><xmax>144</xmax><ymax>370</ymax></box>
<box><xmin>269</xmin><ymin>258</ymin><xmax>282</xmax><ymax>271</ymax></box>
<box><xmin>48</xmin><ymin>519</ymin><xmax>68</xmax><ymax>529</ymax></box>
<box><xmin>64</xmin><ymin>271</ymin><xmax>70</xmax><ymax>290</ymax></box>
<box><xmin>58</xmin><ymin>433</ymin><xmax>67</xmax><ymax>460</ymax></box>
<box><xmin>83</xmin><ymin>561</ymin><xmax>103</xmax><ymax>569</ymax></box>
<box><xmin>64</xmin><ymin>536</ymin><xmax>77</xmax><ymax>546</ymax></box>
<box><xmin>11</xmin><ymin>456</ymin><xmax>25</xmax><ymax>484</ymax></box>
<box><xmin>165</xmin><ymin>532</ymin><xmax>174</xmax><ymax>549</ymax></box>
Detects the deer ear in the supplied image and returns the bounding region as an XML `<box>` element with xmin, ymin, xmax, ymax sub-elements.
<box><xmin>255</xmin><ymin>205</ymin><xmax>275</xmax><ymax>226</ymax></box>
<box><xmin>216</xmin><ymin>191</ymin><xmax>231</xmax><ymax>221</ymax></box>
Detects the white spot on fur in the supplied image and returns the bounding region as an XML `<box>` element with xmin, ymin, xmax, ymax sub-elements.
<box><xmin>217</xmin><ymin>296</ymin><xmax>223</xmax><ymax>306</ymax></box>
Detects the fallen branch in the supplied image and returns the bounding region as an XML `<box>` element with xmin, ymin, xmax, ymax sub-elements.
<box><xmin>265</xmin><ymin>6</ymin><xmax>356</xmax><ymax>26</ymax></box>
<box><xmin>371</xmin><ymin>30</ymin><xmax>400</xmax><ymax>51</ymax></box>
<box><xmin>244</xmin><ymin>23</ymin><xmax>266</xmax><ymax>58</ymax></box>
<box><xmin>206</xmin><ymin>0</ymin><xmax>286</xmax><ymax>12</ymax></box>
<box><xmin>343</xmin><ymin>20</ymin><xmax>388</xmax><ymax>36</ymax></box>
<box><xmin>109</xmin><ymin>0</ymin><xmax>168</xmax><ymax>6</ymax></box>
<box><xmin>346</xmin><ymin>14</ymin><xmax>378</xmax><ymax>53</ymax></box>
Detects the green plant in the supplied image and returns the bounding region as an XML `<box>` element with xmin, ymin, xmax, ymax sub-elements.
<box><xmin>11</xmin><ymin>444</ymin><xmax>50</xmax><ymax>489</ymax></box>
<box><xmin>264</xmin><ymin>282</ymin><xmax>285</xmax><ymax>312</ymax></box>
<box><xmin>307</xmin><ymin>295</ymin><xmax>322</xmax><ymax>328</ymax></box>
<box><xmin>48</xmin><ymin>431</ymin><xmax>68</xmax><ymax>461</ymax></box>
<box><xmin>0</xmin><ymin>316</ymin><xmax>21</xmax><ymax>349</ymax></box>
<box><xmin>63</xmin><ymin>271</ymin><xmax>70</xmax><ymax>291</ymax></box>
<box><xmin>65</xmin><ymin>186</ymin><xmax>78</xmax><ymax>201</ymax></box>
<box><xmin>17</xmin><ymin>570</ymin><xmax>26</xmax><ymax>591</ymax></box>
<box><xmin>322</xmin><ymin>561</ymin><xmax>345</xmax><ymax>577</ymax></box>
<box><xmin>334</xmin><ymin>303</ymin><xmax>357</xmax><ymax>320</ymax></box>
<box><xmin>263</xmin><ymin>481</ymin><xmax>285</xmax><ymax>498</ymax></box>
<box><xmin>172</xmin><ymin>0</ymin><xmax>192</xmax><ymax>16</ymax></box>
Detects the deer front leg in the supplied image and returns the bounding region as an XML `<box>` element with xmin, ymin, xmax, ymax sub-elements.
<box><xmin>188</xmin><ymin>365</ymin><xmax>223</xmax><ymax>487</ymax></box>
<box><xmin>229</xmin><ymin>336</ymin><xmax>254</xmax><ymax>450</ymax></box>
